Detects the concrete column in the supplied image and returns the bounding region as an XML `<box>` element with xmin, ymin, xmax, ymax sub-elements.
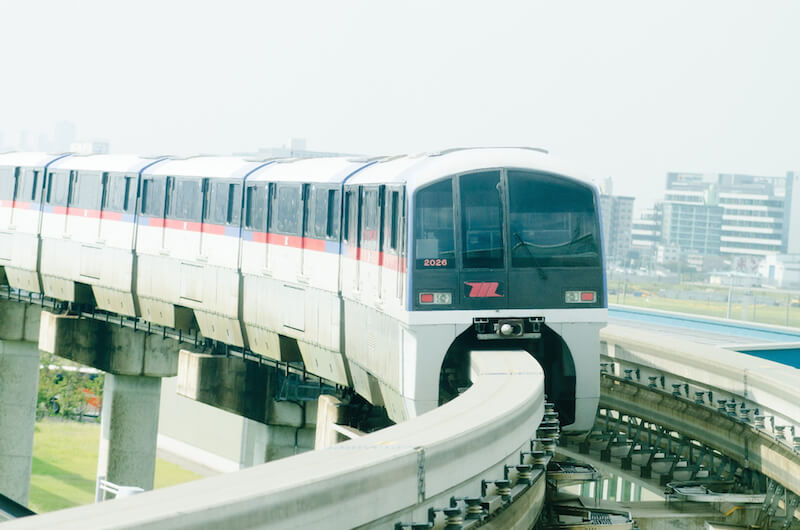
<box><xmin>0</xmin><ymin>340</ymin><xmax>40</xmax><ymax>506</ymax></box>
<box><xmin>315</xmin><ymin>395</ymin><xmax>344</xmax><ymax>450</ymax></box>
<box><xmin>97</xmin><ymin>374</ymin><xmax>162</xmax><ymax>492</ymax></box>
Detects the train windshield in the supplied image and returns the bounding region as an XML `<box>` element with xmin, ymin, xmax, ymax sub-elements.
<box><xmin>412</xmin><ymin>169</ymin><xmax>603</xmax><ymax>310</ymax></box>
<box><xmin>507</xmin><ymin>170</ymin><xmax>600</xmax><ymax>268</ymax></box>
<box><xmin>414</xmin><ymin>170</ymin><xmax>600</xmax><ymax>270</ymax></box>
<box><xmin>414</xmin><ymin>179</ymin><xmax>455</xmax><ymax>269</ymax></box>
<box><xmin>460</xmin><ymin>171</ymin><xmax>504</xmax><ymax>269</ymax></box>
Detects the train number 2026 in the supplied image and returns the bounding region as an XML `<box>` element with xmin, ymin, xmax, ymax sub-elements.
<box><xmin>423</xmin><ymin>258</ymin><xmax>448</xmax><ymax>267</ymax></box>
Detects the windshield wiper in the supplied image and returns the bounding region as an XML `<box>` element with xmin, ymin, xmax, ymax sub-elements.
<box><xmin>514</xmin><ymin>232</ymin><xmax>547</xmax><ymax>280</ymax></box>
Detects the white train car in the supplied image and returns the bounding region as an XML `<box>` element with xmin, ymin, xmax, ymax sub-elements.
<box><xmin>134</xmin><ymin>156</ymin><xmax>267</xmax><ymax>346</ymax></box>
<box><xmin>2</xmin><ymin>147</ymin><xmax>606</xmax><ymax>433</ymax></box>
<box><xmin>339</xmin><ymin>148</ymin><xmax>606</xmax><ymax>429</ymax></box>
<box><xmin>239</xmin><ymin>157</ymin><xmax>368</xmax><ymax>385</ymax></box>
<box><xmin>39</xmin><ymin>154</ymin><xmax>165</xmax><ymax>314</ymax></box>
<box><xmin>0</xmin><ymin>152</ymin><xmax>69</xmax><ymax>292</ymax></box>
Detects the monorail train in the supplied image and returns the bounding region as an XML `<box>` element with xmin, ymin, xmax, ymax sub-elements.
<box><xmin>0</xmin><ymin>147</ymin><xmax>606</xmax><ymax>431</ymax></box>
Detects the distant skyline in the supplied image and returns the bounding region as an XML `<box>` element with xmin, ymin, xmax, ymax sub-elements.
<box><xmin>1</xmin><ymin>1</ymin><xmax>798</xmax><ymax>210</ymax></box>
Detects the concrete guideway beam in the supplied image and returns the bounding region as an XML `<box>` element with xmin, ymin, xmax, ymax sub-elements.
<box><xmin>0</xmin><ymin>300</ymin><xmax>40</xmax><ymax>343</ymax></box>
<box><xmin>600</xmin><ymin>324</ymin><xmax>800</xmax><ymax>501</ymax></box>
<box><xmin>38</xmin><ymin>311</ymin><xmax>181</xmax><ymax>377</ymax></box>
<box><xmin>0</xmin><ymin>340</ymin><xmax>39</xmax><ymax>506</ymax></box>
<box><xmin>97</xmin><ymin>374</ymin><xmax>162</xmax><ymax>492</ymax></box>
<box><xmin>176</xmin><ymin>349</ymin><xmax>318</xmax><ymax>461</ymax></box>
<box><xmin>2</xmin><ymin>350</ymin><xmax>545</xmax><ymax>529</ymax></box>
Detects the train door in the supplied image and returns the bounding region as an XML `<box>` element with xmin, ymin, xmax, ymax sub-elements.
<box><xmin>201</xmin><ymin>179</ymin><xmax>242</xmax><ymax>266</ymax></box>
<box><xmin>269</xmin><ymin>182</ymin><xmax>303</xmax><ymax>280</ymax></box>
<box><xmin>67</xmin><ymin>170</ymin><xmax>106</xmax><ymax>242</ymax></box>
<box><xmin>381</xmin><ymin>187</ymin><xmax>403</xmax><ymax>305</ymax></box>
<box><xmin>300</xmin><ymin>184</ymin><xmax>311</xmax><ymax>279</ymax></box>
<box><xmin>138</xmin><ymin>175</ymin><xmax>169</xmax><ymax>254</ymax></box>
<box><xmin>359</xmin><ymin>186</ymin><xmax>381</xmax><ymax>302</ymax></box>
<box><xmin>42</xmin><ymin>169</ymin><xmax>73</xmax><ymax>237</ymax></box>
<box><xmin>455</xmin><ymin>170</ymin><xmax>508</xmax><ymax>310</ymax></box>
<box><xmin>263</xmin><ymin>183</ymin><xmax>273</xmax><ymax>273</ymax></box>
<box><xmin>11</xmin><ymin>167</ymin><xmax>43</xmax><ymax>233</ymax></box>
<box><xmin>68</xmin><ymin>170</ymin><xmax>107</xmax><ymax>283</ymax></box>
<box><xmin>99</xmin><ymin>172</ymin><xmax>138</xmax><ymax>249</ymax></box>
<box><xmin>0</xmin><ymin>167</ymin><xmax>18</xmax><ymax>228</ymax></box>
<box><xmin>396</xmin><ymin>189</ymin><xmax>406</xmax><ymax>304</ymax></box>
<box><xmin>342</xmin><ymin>187</ymin><xmax>361</xmax><ymax>294</ymax></box>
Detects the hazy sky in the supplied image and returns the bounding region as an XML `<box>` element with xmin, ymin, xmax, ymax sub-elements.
<box><xmin>1</xmin><ymin>1</ymin><xmax>799</xmax><ymax>209</ymax></box>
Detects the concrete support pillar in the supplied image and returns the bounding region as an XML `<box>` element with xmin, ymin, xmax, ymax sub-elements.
<box><xmin>0</xmin><ymin>340</ymin><xmax>39</xmax><ymax>506</ymax></box>
<box><xmin>315</xmin><ymin>395</ymin><xmax>344</xmax><ymax>450</ymax></box>
<box><xmin>97</xmin><ymin>374</ymin><xmax>162</xmax><ymax>492</ymax></box>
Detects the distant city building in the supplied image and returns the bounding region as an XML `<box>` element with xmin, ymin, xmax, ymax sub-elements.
<box><xmin>239</xmin><ymin>137</ymin><xmax>359</xmax><ymax>159</ymax></box>
<box><xmin>17</xmin><ymin>130</ymin><xmax>30</xmax><ymax>151</ymax></box>
<box><xmin>759</xmin><ymin>253</ymin><xmax>800</xmax><ymax>288</ymax></box>
<box><xmin>661</xmin><ymin>171</ymin><xmax>798</xmax><ymax>261</ymax></box>
<box><xmin>630</xmin><ymin>206</ymin><xmax>662</xmax><ymax>261</ymax></box>
<box><xmin>660</xmin><ymin>201</ymin><xmax>723</xmax><ymax>256</ymax></box>
<box><xmin>69</xmin><ymin>141</ymin><xmax>110</xmax><ymax>155</ymax></box>
<box><xmin>53</xmin><ymin>121</ymin><xmax>77</xmax><ymax>152</ymax></box>
<box><xmin>598</xmin><ymin>194</ymin><xmax>634</xmax><ymax>263</ymax></box>
<box><xmin>785</xmin><ymin>172</ymin><xmax>800</xmax><ymax>254</ymax></box>
<box><xmin>655</xmin><ymin>243</ymin><xmax>680</xmax><ymax>265</ymax></box>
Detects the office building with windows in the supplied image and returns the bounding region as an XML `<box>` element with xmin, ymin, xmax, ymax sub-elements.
<box><xmin>598</xmin><ymin>194</ymin><xmax>635</xmax><ymax>264</ymax></box>
<box><xmin>662</xmin><ymin>171</ymin><xmax>798</xmax><ymax>259</ymax></box>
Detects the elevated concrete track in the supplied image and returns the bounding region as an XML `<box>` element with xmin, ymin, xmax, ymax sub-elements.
<box><xmin>3</xmin><ymin>350</ymin><xmax>548</xmax><ymax>529</ymax></box>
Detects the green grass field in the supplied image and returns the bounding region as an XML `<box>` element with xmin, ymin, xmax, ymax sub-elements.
<box><xmin>30</xmin><ymin>420</ymin><xmax>202</xmax><ymax>513</ymax></box>
<box><xmin>610</xmin><ymin>282</ymin><xmax>800</xmax><ymax>329</ymax></box>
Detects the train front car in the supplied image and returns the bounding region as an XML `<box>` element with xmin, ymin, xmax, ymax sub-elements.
<box><xmin>398</xmin><ymin>148</ymin><xmax>604</xmax><ymax>432</ymax></box>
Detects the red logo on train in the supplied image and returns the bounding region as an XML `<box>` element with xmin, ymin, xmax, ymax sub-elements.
<box><xmin>464</xmin><ymin>282</ymin><xmax>503</xmax><ymax>298</ymax></box>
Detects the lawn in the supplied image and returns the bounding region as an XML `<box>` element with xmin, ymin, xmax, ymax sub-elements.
<box><xmin>30</xmin><ymin>420</ymin><xmax>202</xmax><ymax>513</ymax></box>
<box><xmin>609</xmin><ymin>281</ymin><xmax>800</xmax><ymax>329</ymax></box>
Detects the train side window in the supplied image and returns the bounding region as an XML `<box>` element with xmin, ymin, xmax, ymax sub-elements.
<box><xmin>396</xmin><ymin>190</ymin><xmax>405</xmax><ymax>255</ymax></box>
<box><xmin>244</xmin><ymin>183</ymin><xmax>267</xmax><ymax>231</ymax></box>
<box><xmin>104</xmin><ymin>174</ymin><xmax>136</xmax><ymax>213</ymax></box>
<box><xmin>71</xmin><ymin>171</ymin><xmax>105</xmax><ymax>210</ymax></box>
<box><xmin>0</xmin><ymin>168</ymin><xmax>16</xmax><ymax>200</ymax></box>
<box><xmin>385</xmin><ymin>189</ymin><xmax>399</xmax><ymax>252</ymax></box>
<box><xmin>343</xmin><ymin>188</ymin><xmax>360</xmax><ymax>245</ymax></box>
<box><xmin>140</xmin><ymin>177</ymin><xmax>166</xmax><ymax>217</ymax></box>
<box><xmin>18</xmin><ymin>169</ymin><xmax>41</xmax><ymax>202</ymax></box>
<box><xmin>0</xmin><ymin>167</ymin><xmax>18</xmax><ymax>200</ymax></box>
<box><xmin>205</xmin><ymin>181</ymin><xmax>226</xmax><ymax>225</ymax></box>
<box><xmin>361</xmin><ymin>188</ymin><xmax>380</xmax><ymax>251</ymax></box>
<box><xmin>326</xmin><ymin>189</ymin><xmax>340</xmax><ymax>240</ymax></box>
<box><xmin>271</xmin><ymin>184</ymin><xmax>301</xmax><ymax>235</ymax></box>
<box><xmin>205</xmin><ymin>181</ymin><xmax>242</xmax><ymax>226</ymax></box>
<box><xmin>227</xmin><ymin>183</ymin><xmax>242</xmax><ymax>225</ymax></box>
<box><xmin>167</xmin><ymin>178</ymin><xmax>203</xmax><ymax>222</ymax></box>
<box><xmin>303</xmin><ymin>184</ymin><xmax>313</xmax><ymax>238</ymax></box>
<box><xmin>311</xmin><ymin>186</ymin><xmax>326</xmax><ymax>238</ymax></box>
<box><xmin>45</xmin><ymin>170</ymin><xmax>72</xmax><ymax>207</ymax></box>
<box><xmin>414</xmin><ymin>179</ymin><xmax>455</xmax><ymax>269</ymax></box>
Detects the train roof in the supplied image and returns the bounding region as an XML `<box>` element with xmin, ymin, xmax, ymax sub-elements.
<box><xmin>49</xmin><ymin>153</ymin><xmax>165</xmax><ymax>173</ymax></box>
<box><xmin>344</xmin><ymin>147</ymin><xmax>593</xmax><ymax>191</ymax></box>
<box><xmin>0</xmin><ymin>152</ymin><xmax>69</xmax><ymax>168</ymax></box>
<box><xmin>247</xmin><ymin>157</ymin><xmax>369</xmax><ymax>184</ymax></box>
<box><xmin>142</xmin><ymin>156</ymin><xmax>266</xmax><ymax>180</ymax></box>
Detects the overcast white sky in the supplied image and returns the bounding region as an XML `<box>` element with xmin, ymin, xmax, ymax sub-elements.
<box><xmin>1</xmin><ymin>1</ymin><xmax>799</xmax><ymax>209</ymax></box>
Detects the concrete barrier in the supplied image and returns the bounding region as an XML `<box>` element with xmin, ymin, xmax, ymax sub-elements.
<box><xmin>4</xmin><ymin>349</ymin><xmax>545</xmax><ymax>529</ymax></box>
